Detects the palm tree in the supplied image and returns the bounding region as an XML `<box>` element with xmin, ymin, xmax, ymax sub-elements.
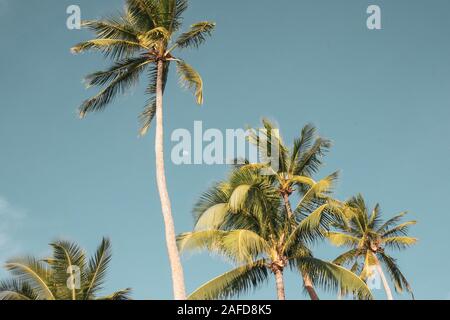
<box><xmin>245</xmin><ymin>119</ymin><xmax>332</xmax><ymax>299</ymax></box>
<box><xmin>0</xmin><ymin>238</ymin><xmax>131</xmax><ymax>300</ymax></box>
<box><xmin>178</xmin><ymin>165</ymin><xmax>373</xmax><ymax>300</ymax></box>
<box><xmin>327</xmin><ymin>194</ymin><xmax>417</xmax><ymax>300</ymax></box>
<box><xmin>71</xmin><ymin>0</ymin><xmax>215</xmax><ymax>299</ymax></box>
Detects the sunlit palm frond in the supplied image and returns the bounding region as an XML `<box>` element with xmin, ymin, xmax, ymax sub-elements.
<box><xmin>4</xmin><ymin>257</ymin><xmax>55</xmax><ymax>300</ymax></box>
<box><xmin>71</xmin><ymin>39</ymin><xmax>145</xmax><ymax>59</ymax></box>
<box><xmin>326</xmin><ymin>232</ymin><xmax>360</xmax><ymax>247</ymax></box>
<box><xmin>195</xmin><ymin>203</ymin><xmax>230</xmax><ymax>230</ymax></box>
<box><xmin>0</xmin><ymin>279</ymin><xmax>39</xmax><ymax>300</ymax></box>
<box><xmin>332</xmin><ymin>249</ymin><xmax>361</xmax><ymax>266</ymax></box>
<box><xmin>377</xmin><ymin>211</ymin><xmax>409</xmax><ymax>233</ymax></box>
<box><xmin>176</xmin><ymin>60</ymin><xmax>204</xmax><ymax>104</ymax></box>
<box><xmin>175</xmin><ymin>22</ymin><xmax>216</xmax><ymax>49</ymax></box>
<box><xmin>382</xmin><ymin>236</ymin><xmax>418</xmax><ymax>250</ymax></box>
<box><xmin>81</xmin><ymin>17</ymin><xmax>139</xmax><ymax>41</ymax></box>
<box><xmin>83</xmin><ymin>238</ymin><xmax>112</xmax><ymax>300</ymax></box>
<box><xmin>49</xmin><ymin>240</ymin><xmax>86</xmax><ymax>300</ymax></box>
<box><xmin>97</xmin><ymin>288</ymin><xmax>133</xmax><ymax>300</ymax></box>
<box><xmin>381</xmin><ymin>221</ymin><xmax>417</xmax><ymax>238</ymax></box>
<box><xmin>79</xmin><ymin>59</ymin><xmax>151</xmax><ymax>117</ymax></box>
<box><xmin>188</xmin><ymin>260</ymin><xmax>269</xmax><ymax>300</ymax></box>
<box><xmin>378</xmin><ymin>252</ymin><xmax>414</xmax><ymax>298</ymax></box>
<box><xmin>284</xmin><ymin>204</ymin><xmax>328</xmax><ymax>249</ymax></box>
<box><xmin>296</xmin><ymin>257</ymin><xmax>373</xmax><ymax>300</ymax></box>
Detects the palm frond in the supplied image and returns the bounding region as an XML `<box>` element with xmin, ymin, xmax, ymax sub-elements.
<box><xmin>381</xmin><ymin>221</ymin><xmax>417</xmax><ymax>238</ymax></box>
<box><xmin>284</xmin><ymin>204</ymin><xmax>328</xmax><ymax>249</ymax></box>
<box><xmin>378</xmin><ymin>252</ymin><xmax>414</xmax><ymax>298</ymax></box>
<box><xmin>195</xmin><ymin>203</ymin><xmax>230</xmax><ymax>231</ymax></box>
<box><xmin>49</xmin><ymin>240</ymin><xmax>86</xmax><ymax>300</ymax></box>
<box><xmin>326</xmin><ymin>232</ymin><xmax>360</xmax><ymax>247</ymax></box>
<box><xmin>0</xmin><ymin>279</ymin><xmax>39</xmax><ymax>300</ymax></box>
<box><xmin>97</xmin><ymin>288</ymin><xmax>132</xmax><ymax>300</ymax></box>
<box><xmin>4</xmin><ymin>257</ymin><xmax>55</xmax><ymax>300</ymax></box>
<box><xmin>71</xmin><ymin>39</ymin><xmax>144</xmax><ymax>59</ymax></box>
<box><xmin>79</xmin><ymin>58</ymin><xmax>151</xmax><ymax>117</ymax></box>
<box><xmin>175</xmin><ymin>22</ymin><xmax>216</xmax><ymax>49</ymax></box>
<box><xmin>188</xmin><ymin>260</ymin><xmax>269</xmax><ymax>300</ymax></box>
<box><xmin>83</xmin><ymin>238</ymin><xmax>112</xmax><ymax>300</ymax></box>
<box><xmin>382</xmin><ymin>236</ymin><xmax>418</xmax><ymax>250</ymax></box>
<box><xmin>176</xmin><ymin>60</ymin><xmax>204</xmax><ymax>104</ymax></box>
<box><xmin>296</xmin><ymin>257</ymin><xmax>373</xmax><ymax>300</ymax></box>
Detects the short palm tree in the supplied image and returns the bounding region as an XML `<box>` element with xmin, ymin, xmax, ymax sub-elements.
<box><xmin>178</xmin><ymin>166</ymin><xmax>373</xmax><ymax>300</ymax></box>
<box><xmin>72</xmin><ymin>0</ymin><xmax>215</xmax><ymax>299</ymax></box>
<box><xmin>0</xmin><ymin>238</ymin><xmax>131</xmax><ymax>300</ymax></box>
<box><xmin>245</xmin><ymin>119</ymin><xmax>333</xmax><ymax>299</ymax></box>
<box><xmin>327</xmin><ymin>194</ymin><xmax>417</xmax><ymax>300</ymax></box>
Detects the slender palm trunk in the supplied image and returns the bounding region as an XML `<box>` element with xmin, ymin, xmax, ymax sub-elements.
<box><xmin>281</xmin><ymin>194</ymin><xmax>320</xmax><ymax>300</ymax></box>
<box><xmin>373</xmin><ymin>256</ymin><xmax>393</xmax><ymax>300</ymax></box>
<box><xmin>302</xmin><ymin>273</ymin><xmax>320</xmax><ymax>300</ymax></box>
<box><xmin>274</xmin><ymin>269</ymin><xmax>286</xmax><ymax>300</ymax></box>
<box><xmin>155</xmin><ymin>59</ymin><xmax>186</xmax><ymax>300</ymax></box>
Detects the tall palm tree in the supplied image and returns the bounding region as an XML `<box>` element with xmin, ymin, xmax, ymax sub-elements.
<box><xmin>242</xmin><ymin>119</ymin><xmax>334</xmax><ymax>299</ymax></box>
<box><xmin>0</xmin><ymin>238</ymin><xmax>131</xmax><ymax>300</ymax></box>
<box><xmin>178</xmin><ymin>165</ymin><xmax>373</xmax><ymax>300</ymax></box>
<box><xmin>71</xmin><ymin>0</ymin><xmax>215</xmax><ymax>299</ymax></box>
<box><xmin>327</xmin><ymin>194</ymin><xmax>417</xmax><ymax>300</ymax></box>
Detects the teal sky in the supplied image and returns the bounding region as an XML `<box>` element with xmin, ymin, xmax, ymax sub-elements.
<box><xmin>1</xmin><ymin>0</ymin><xmax>449</xmax><ymax>300</ymax></box>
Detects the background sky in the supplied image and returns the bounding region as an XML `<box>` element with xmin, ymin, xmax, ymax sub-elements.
<box><xmin>1</xmin><ymin>0</ymin><xmax>449</xmax><ymax>300</ymax></box>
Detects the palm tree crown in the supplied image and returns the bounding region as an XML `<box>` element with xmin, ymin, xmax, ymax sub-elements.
<box><xmin>0</xmin><ymin>238</ymin><xmax>131</xmax><ymax>300</ymax></box>
<box><xmin>328</xmin><ymin>194</ymin><xmax>417</xmax><ymax>299</ymax></box>
<box><xmin>72</xmin><ymin>0</ymin><xmax>215</xmax><ymax>132</ymax></box>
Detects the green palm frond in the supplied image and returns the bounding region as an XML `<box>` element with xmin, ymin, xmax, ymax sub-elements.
<box><xmin>220</xmin><ymin>230</ymin><xmax>269</xmax><ymax>264</ymax></box>
<box><xmin>284</xmin><ymin>204</ymin><xmax>328</xmax><ymax>249</ymax></box>
<box><xmin>79</xmin><ymin>58</ymin><xmax>151</xmax><ymax>117</ymax></box>
<box><xmin>295</xmin><ymin>172</ymin><xmax>339</xmax><ymax>210</ymax></box>
<box><xmin>84</xmin><ymin>56</ymin><xmax>151</xmax><ymax>89</ymax></box>
<box><xmin>332</xmin><ymin>249</ymin><xmax>361</xmax><ymax>266</ymax></box>
<box><xmin>377</xmin><ymin>211</ymin><xmax>408</xmax><ymax>233</ymax></box>
<box><xmin>175</xmin><ymin>22</ymin><xmax>216</xmax><ymax>49</ymax></box>
<box><xmin>194</xmin><ymin>203</ymin><xmax>230</xmax><ymax>230</ymax></box>
<box><xmin>0</xmin><ymin>279</ymin><xmax>39</xmax><ymax>300</ymax></box>
<box><xmin>228</xmin><ymin>184</ymin><xmax>252</xmax><ymax>213</ymax></box>
<box><xmin>49</xmin><ymin>240</ymin><xmax>86</xmax><ymax>300</ymax></box>
<box><xmin>382</xmin><ymin>236</ymin><xmax>418</xmax><ymax>250</ymax></box>
<box><xmin>188</xmin><ymin>260</ymin><xmax>269</xmax><ymax>300</ymax></box>
<box><xmin>138</xmin><ymin>98</ymin><xmax>156</xmax><ymax>136</ymax></box>
<box><xmin>126</xmin><ymin>0</ymin><xmax>160</xmax><ymax>30</ymax></box>
<box><xmin>71</xmin><ymin>39</ymin><xmax>145</xmax><ymax>59</ymax></box>
<box><xmin>296</xmin><ymin>257</ymin><xmax>373</xmax><ymax>300</ymax></box>
<box><xmin>176</xmin><ymin>60</ymin><xmax>204</xmax><ymax>104</ymax></box>
<box><xmin>81</xmin><ymin>17</ymin><xmax>139</xmax><ymax>41</ymax></box>
<box><xmin>381</xmin><ymin>221</ymin><xmax>417</xmax><ymax>238</ymax></box>
<box><xmin>378</xmin><ymin>252</ymin><xmax>414</xmax><ymax>298</ymax></box>
<box><xmin>83</xmin><ymin>238</ymin><xmax>112</xmax><ymax>300</ymax></box>
<box><xmin>326</xmin><ymin>232</ymin><xmax>360</xmax><ymax>247</ymax></box>
<box><xmin>177</xmin><ymin>230</ymin><xmax>227</xmax><ymax>254</ymax></box>
<box><xmin>97</xmin><ymin>288</ymin><xmax>133</xmax><ymax>300</ymax></box>
<box><xmin>294</xmin><ymin>136</ymin><xmax>331</xmax><ymax>178</ymax></box>
<box><xmin>4</xmin><ymin>257</ymin><xmax>55</xmax><ymax>300</ymax></box>
<box><xmin>289</xmin><ymin>124</ymin><xmax>316</xmax><ymax>174</ymax></box>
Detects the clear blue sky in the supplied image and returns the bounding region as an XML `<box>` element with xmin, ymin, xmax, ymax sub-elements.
<box><xmin>1</xmin><ymin>0</ymin><xmax>449</xmax><ymax>300</ymax></box>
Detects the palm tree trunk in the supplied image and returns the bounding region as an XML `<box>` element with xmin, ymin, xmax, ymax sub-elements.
<box><xmin>274</xmin><ymin>269</ymin><xmax>286</xmax><ymax>300</ymax></box>
<box><xmin>302</xmin><ymin>273</ymin><xmax>320</xmax><ymax>300</ymax></box>
<box><xmin>373</xmin><ymin>256</ymin><xmax>393</xmax><ymax>300</ymax></box>
<box><xmin>281</xmin><ymin>195</ymin><xmax>320</xmax><ymax>300</ymax></box>
<box><xmin>155</xmin><ymin>59</ymin><xmax>186</xmax><ymax>300</ymax></box>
